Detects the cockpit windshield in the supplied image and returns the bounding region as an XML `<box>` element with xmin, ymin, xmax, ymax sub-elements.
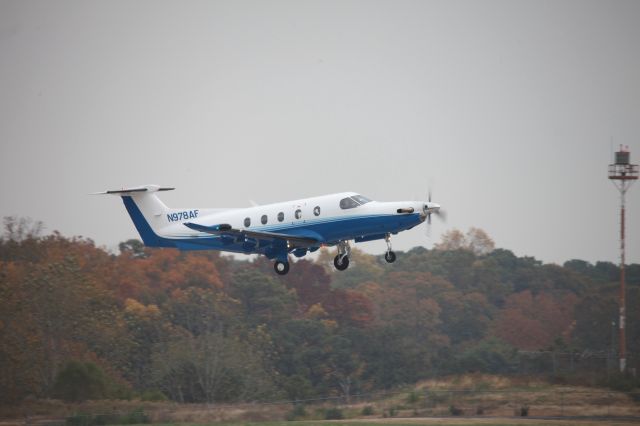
<box><xmin>339</xmin><ymin>194</ymin><xmax>373</xmax><ymax>209</ymax></box>
<box><xmin>352</xmin><ymin>194</ymin><xmax>372</xmax><ymax>205</ymax></box>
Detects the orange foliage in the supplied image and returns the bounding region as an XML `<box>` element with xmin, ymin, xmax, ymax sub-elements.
<box><xmin>493</xmin><ymin>290</ymin><xmax>578</xmax><ymax>350</ymax></box>
<box><xmin>323</xmin><ymin>289</ymin><xmax>374</xmax><ymax>328</ymax></box>
<box><xmin>113</xmin><ymin>250</ymin><xmax>222</xmax><ymax>300</ymax></box>
<box><xmin>282</xmin><ymin>259</ymin><xmax>331</xmax><ymax>309</ymax></box>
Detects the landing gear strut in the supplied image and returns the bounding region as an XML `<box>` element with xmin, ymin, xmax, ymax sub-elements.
<box><xmin>274</xmin><ymin>261</ymin><xmax>290</xmax><ymax>275</ymax></box>
<box><xmin>384</xmin><ymin>233</ymin><xmax>396</xmax><ymax>263</ymax></box>
<box><xmin>333</xmin><ymin>240</ymin><xmax>351</xmax><ymax>271</ymax></box>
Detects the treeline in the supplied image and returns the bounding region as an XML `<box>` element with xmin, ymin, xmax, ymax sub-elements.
<box><xmin>0</xmin><ymin>218</ymin><xmax>638</xmax><ymax>404</ymax></box>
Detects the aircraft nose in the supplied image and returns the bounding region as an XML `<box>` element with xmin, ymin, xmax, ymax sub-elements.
<box><xmin>424</xmin><ymin>202</ymin><xmax>440</xmax><ymax>212</ymax></box>
<box><xmin>423</xmin><ymin>201</ymin><xmax>446</xmax><ymax>223</ymax></box>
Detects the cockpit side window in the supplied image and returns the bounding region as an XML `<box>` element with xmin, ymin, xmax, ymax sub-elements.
<box><xmin>339</xmin><ymin>197</ymin><xmax>360</xmax><ymax>209</ymax></box>
<box><xmin>340</xmin><ymin>195</ymin><xmax>372</xmax><ymax>209</ymax></box>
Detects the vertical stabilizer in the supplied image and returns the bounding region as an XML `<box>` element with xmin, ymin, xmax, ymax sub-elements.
<box><xmin>98</xmin><ymin>185</ymin><xmax>174</xmax><ymax>247</ymax></box>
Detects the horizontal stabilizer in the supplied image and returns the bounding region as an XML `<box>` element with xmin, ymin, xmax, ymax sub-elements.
<box><xmin>92</xmin><ymin>185</ymin><xmax>175</xmax><ymax>195</ymax></box>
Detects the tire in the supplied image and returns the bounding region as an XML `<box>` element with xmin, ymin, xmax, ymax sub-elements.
<box><xmin>333</xmin><ymin>254</ymin><xmax>350</xmax><ymax>271</ymax></box>
<box><xmin>274</xmin><ymin>261</ymin><xmax>290</xmax><ymax>275</ymax></box>
<box><xmin>384</xmin><ymin>251</ymin><xmax>396</xmax><ymax>263</ymax></box>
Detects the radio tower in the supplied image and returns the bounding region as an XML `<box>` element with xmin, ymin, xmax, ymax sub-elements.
<box><xmin>608</xmin><ymin>145</ymin><xmax>638</xmax><ymax>373</ymax></box>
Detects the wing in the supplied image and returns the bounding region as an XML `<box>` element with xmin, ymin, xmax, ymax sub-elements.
<box><xmin>183</xmin><ymin>222</ymin><xmax>319</xmax><ymax>249</ymax></box>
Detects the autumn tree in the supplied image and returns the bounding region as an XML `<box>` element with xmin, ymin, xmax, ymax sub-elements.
<box><xmin>0</xmin><ymin>232</ymin><xmax>125</xmax><ymax>400</ymax></box>
<box><xmin>0</xmin><ymin>260</ymin><xmax>43</xmax><ymax>401</ymax></box>
<box><xmin>322</xmin><ymin>289</ymin><xmax>374</xmax><ymax>328</ymax></box>
<box><xmin>356</xmin><ymin>271</ymin><xmax>451</xmax><ymax>386</ymax></box>
<box><xmin>3</xmin><ymin>217</ymin><xmax>639</xmax><ymax>402</ymax></box>
<box><xmin>492</xmin><ymin>290</ymin><xmax>577</xmax><ymax>350</ymax></box>
<box><xmin>281</xmin><ymin>259</ymin><xmax>331</xmax><ymax>309</ymax></box>
<box><xmin>121</xmin><ymin>298</ymin><xmax>165</xmax><ymax>388</ymax></box>
<box><xmin>434</xmin><ymin>227</ymin><xmax>495</xmax><ymax>255</ymax></box>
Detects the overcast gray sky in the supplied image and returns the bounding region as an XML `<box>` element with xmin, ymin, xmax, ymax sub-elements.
<box><xmin>1</xmin><ymin>0</ymin><xmax>639</xmax><ymax>265</ymax></box>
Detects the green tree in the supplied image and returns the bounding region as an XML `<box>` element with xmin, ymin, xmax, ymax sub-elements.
<box><xmin>118</xmin><ymin>238</ymin><xmax>148</xmax><ymax>258</ymax></box>
<box><xmin>438</xmin><ymin>291</ymin><xmax>492</xmax><ymax>344</ymax></box>
<box><xmin>453</xmin><ymin>338</ymin><xmax>517</xmax><ymax>374</ymax></box>
<box><xmin>152</xmin><ymin>332</ymin><xmax>277</xmax><ymax>402</ymax></box>
<box><xmin>272</xmin><ymin>319</ymin><xmax>333</xmax><ymax>397</ymax></box>
<box><xmin>52</xmin><ymin>361</ymin><xmax>107</xmax><ymax>402</ymax></box>
<box><xmin>572</xmin><ymin>285</ymin><xmax>618</xmax><ymax>351</ymax></box>
<box><xmin>329</xmin><ymin>248</ymin><xmax>385</xmax><ymax>289</ymax></box>
<box><xmin>326</xmin><ymin>334</ymin><xmax>365</xmax><ymax>401</ymax></box>
<box><xmin>166</xmin><ymin>286</ymin><xmax>238</xmax><ymax>335</ymax></box>
<box><xmin>228</xmin><ymin>269</ymin><xmax>296</xmax><ymax>327</ymax></box>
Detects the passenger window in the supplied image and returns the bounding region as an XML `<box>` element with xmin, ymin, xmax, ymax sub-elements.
<box><xmin>295</xmin><ymin>209</ymin><xmax>302</xmax><ymax>219</ymax></box>
<box><xmin>313</xmin><ymin>206</ymin><xmax>321</xmax><ymax>216</ymax></box>
<box><xmin>277</xmin><ymin>212</ymin><xmax>284</xmax><ymax>222</ymax></box>
<box><xmin>261</xmin><ymin>214</ymin><xmax>268</xmax><ymax>225</ymax></box>
<box><xmin>244</xmin><ymin>217</ymin><xmax>251</xmax><ymax>227</ymax></box>
<box><xmin>339</xmin><ymin>197</ymin><xmax>359</xmax><ymax>209</ymax></box>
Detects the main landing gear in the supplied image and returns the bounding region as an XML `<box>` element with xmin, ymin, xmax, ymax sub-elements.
<box><xmin>384</xmin><ymin>233</ymin><xmax>396</xmax><ymax>263</ymax></box>
<box><xmin>333</xmin><ymin>240</ymin><xmax>351</xmax><ymax>271</ymax></box>
<box><xmin>276</xmin><ymin>234</ymin><xmax>397</xmax><ymax>275</ymax></box>
<box><xmin>274</xmin><ymin>261</ymin><xmax>290</xmax><ymax>275</ymax></box>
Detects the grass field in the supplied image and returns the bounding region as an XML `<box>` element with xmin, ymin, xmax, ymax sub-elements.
<box><xmin>138</xmin><ymin>420</ymin><xmax>640</xmax><ymax>426</ymax></box>
<box><xmin>1</xmin><ymin>375</ymin><xmax>638</xmax><ymax>426</ymax></box>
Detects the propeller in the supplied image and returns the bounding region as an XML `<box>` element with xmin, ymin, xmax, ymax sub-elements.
<box><xmin>424</xmin><ymin>189</ymin><xmax>446</xmax><ymax>237</ymax></box>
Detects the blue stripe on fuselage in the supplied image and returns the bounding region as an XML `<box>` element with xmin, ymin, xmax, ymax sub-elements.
<box><xmin>164</xmin><ymin>213</ymin><xmax>421</xmax><ymax>245</ymax></box>
<box><xmin>178</xmin><ymin>213</ymin><xmax>422</xmax><ymax>247</ymax></box>
<box><xmin>121</xmin><ymin>195</ymin><xmax>421</xmax><ymax>256</ymax></box>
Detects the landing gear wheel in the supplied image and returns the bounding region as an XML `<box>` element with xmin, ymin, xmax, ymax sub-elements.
<box><xmin>334</xmin><ymin>254</ymin><xmax>350</xmax><ymax>271</ymax></box>
<box><xmin>274</xmin><ymin>261</ymin><xmax>290</xmax><ymax>275</ymax></box>
<box><xmin>384</xmin><ymin>251</ymin><xmax>396</xmax><ymax>263</ymax></box>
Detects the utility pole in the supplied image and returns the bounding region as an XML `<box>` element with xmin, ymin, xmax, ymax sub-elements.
<box><xmin>608</xmin><ymin>145</ymin><xmax>638</xmax><ymax>373</ymax></box>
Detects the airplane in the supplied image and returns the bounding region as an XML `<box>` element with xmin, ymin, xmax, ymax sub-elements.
<box><xmin>97</xmin><ymin>185</ymin><xmax>444</xmax><ymax>275</ymax></box>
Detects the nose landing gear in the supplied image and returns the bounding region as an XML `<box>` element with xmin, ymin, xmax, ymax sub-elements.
<box><xmin>384</xmin><ymin>251</ymin><xmax>396</xmax><ymax>263</ymax></box>
<box><xmin>384</xmin><ymin>233</ymin><xmax>396</xmax><ymax>263</ymax></box>
<box><xmin>334</xmin><ymin>255</ymin><xmax>349</xmax><ymax>271</ymax></box>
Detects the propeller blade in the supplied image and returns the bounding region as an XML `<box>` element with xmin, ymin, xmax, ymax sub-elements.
<box><xmin>424</xmin><ymin>187</ymin><xmax>445</xmax><ymax>238</ymax></box>
<box><xmin>425</xmin><ymin>216</ymin><xmax>432</xmax><ymax>238</ymax></box>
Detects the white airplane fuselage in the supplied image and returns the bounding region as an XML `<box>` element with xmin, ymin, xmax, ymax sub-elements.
<box><xmin>102</xmin><ymin>185</ymin><xmax>441</xmax><ymax>274</ymax></box>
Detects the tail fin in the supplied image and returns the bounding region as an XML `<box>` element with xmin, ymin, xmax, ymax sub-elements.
<box><xmin>97</xmin><ymin>185</ymin><xmax>174</xmax><ymax>247</ymax></box>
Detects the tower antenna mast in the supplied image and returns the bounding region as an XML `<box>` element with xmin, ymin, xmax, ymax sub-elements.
<box><xmin>608</xmin><ymin>145</ymin><xmax>638</xmax><ymax>372</ymax></box>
